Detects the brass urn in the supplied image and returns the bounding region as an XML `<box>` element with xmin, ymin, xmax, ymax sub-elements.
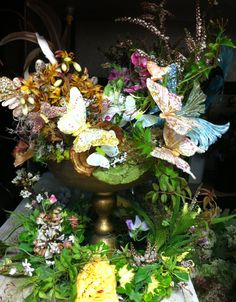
<box><xmin>48</xmin><ymin>157</ymin><xmax>148</xmax><ymax>250</ymax></box>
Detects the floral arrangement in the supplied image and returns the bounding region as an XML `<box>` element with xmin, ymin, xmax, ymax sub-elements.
<box><xmin>0</xmin><ymin>2</ymin><xmax>234</xmax><ymax>184</ymax></box>
<box><xmin>0</xmin><ymin>1</ymin><xmax>235</xmax><ymax>302</ymax></box>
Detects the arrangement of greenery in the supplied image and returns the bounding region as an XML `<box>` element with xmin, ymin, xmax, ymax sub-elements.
<box><xmin>1</xmin><ymin>166</ymin><xmax>235</xmax><ymax>302</ymax></box>
<box><xmin>0</xmin><ymin>0</ymin><xmax>235</xmax><ymax>301</ymax></box>
<box><xmin>0</xmin><ymin>167</ymin><xmax>216</xmax><ymax>301</ymax></box>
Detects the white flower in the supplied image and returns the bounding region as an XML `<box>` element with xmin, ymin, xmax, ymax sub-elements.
<box><xmin>45</xmin><ymin>260</ymin><xmax>55</xmax><ymax>267</ymax></box>
<box><xmin>36</xmin><ymin>193</ymin><xmax>44</xmax><ymax>203</ymax></box>
<box><xmin>37</xmin><ymin>229</ymin><xmax>47</xmax><ymax>241</ymax></box>
<box><xmin>20</xmin><ymin>190</ymin><xmax>32</xmax><ymax>198</ymax></box>
<box><xmin>49</xmin><ymin>242</ymin><xmax>60</xmax><ymax>254</ymax></box>
<box><xmin>68</xmin><ymin>235</ymin><xmax>75</xmax><ymax>243</ymax></box>
<box><xmin>57</xmin><ymin>234</ymin><xmax>65</xmax><ymax>241</ymax></box>
<box><xmin>9</xmin><ymin>267</ymin><xmax>17</xmax><ymax>275</ymax></box>
<box><xmin>22</xmin><ymin>259</ymin><xmax>34</xmax><ymax>276</ymax></box>
<box><xmin>45</xmin><ymin>228</ymin><xmax>54</xmax><ymax>239</ymax></box>
<box><xmin>27</xmin><ymin>172</ymin><xmax>33</xmax><ymax>178</ymax></box>
<box><xmin>25</xmin><ymin>202</ymin><xmax>33</xmax><ymax>209</ymax></box>
<box><xmin>44</xmin><ymin>248</ymin><xmax>53</xmax><ymax>259</ymax></box>
<box><xmin>11</xmin><ymin>168</ymin><xmax>25</xmax><ymax>184</ymax></box>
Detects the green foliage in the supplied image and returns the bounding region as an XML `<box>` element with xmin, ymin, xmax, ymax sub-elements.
<box><xmin>103</xmin><ymin>78</ymin><xmax>124</xmax><ymax>101</ymax></box>
<box><xmin>113</xmin><ymin>251</ymin><xmax>191</xmax><ymax>302</ymax></box>
<box><xmin>134</xmin><ymin>161</ymin><xmax>201</xmax><ymax>257</ymax></box>
<box><xmin>132</xmin><ymin>122</ymin><xmax>153</xmax><ymax>156</ymax></box>
<box><xmin>145</xmin><ymin>161</ymin><xmax>192</xmax><ymax>206</ymax></box>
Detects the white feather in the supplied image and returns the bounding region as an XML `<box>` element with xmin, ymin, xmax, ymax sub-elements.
<box><xmin>87</xmin><ymin>153</ymin><xmax>110</xmax><ymax>169</ymax></box>
<box><xmin>101</xmin><ymin>145</ymin><xmax>119</xmax><ymax>157</ymax></box>
<box><xmin>2</xmin><ymin>97</ymin><xmax>19</xmax><ymax>108</ymax></box>
<box><xmin>35</xmin><ymin>33</ymin><xmax>57</xmax><ymax>64</ymax></box>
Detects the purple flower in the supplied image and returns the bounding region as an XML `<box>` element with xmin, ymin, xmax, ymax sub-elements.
<box><xmin>126</xmin><ymin>215</ymin><xmax>149</xmax><ymax>239</ymax></box>
<box><xmin>108</xmin><ymin>68</ymin><xmax>131</xmax><ymax>84</ymax></box>
<box><xmin>22</xmin><ymin>259</ymin><xmax>34</xmax><ymax>276</ymax></box>
<box><xmin>196</xmin><ymin>236</ymin><xmax>210</xmax><ymax>247</ymax></box>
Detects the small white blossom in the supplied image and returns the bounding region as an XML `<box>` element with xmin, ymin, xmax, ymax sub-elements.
<box><xmin>36</xmin><ymin>217</ymin><xmax>45</xmax><ymax>225</ymax></box>
<box><xmin>36</xmin><ymin>193</ymin><xmax>44</xmax><ymax>203</ymax></box>
<box><xmin>37</xmin><ymin>229</ymin><xmax>47</xmax><ymax>241</ymax></box>
<box><xmin>22</xmin><ymin>259</ymin><xmax>34</xmax><ymax>276</ymax></box>
<box><xmin>25</xmin><ymin>202</ymin><xmax>33</xmax><ymax>209</ymax></box>
<box><xmin>56</xmin><ymin>142</ymin><xmax>64</xmax><ymax>153</ymax></box>
<box><xmin>11</xmin><ymin>168</ymin><xmax>25</xmax><ymax>184</ymax></box>
<box><xmin>49</xmin><ymin>242</ymin><xmax>60</xmax><ymax>254</ymax></box>
<box><xmin>68</xmin><ymin>235</ymin><xmax>75</xmax><ymax>243</ymax></box>
<box><xmin>31</xmin><ymin>175</ymin><xmax>40</xmax><ymax>182</ymax></box>
<box><xmin>20</xmin><ymin>190</ymin><xmax>32</xmax><ymax>198</ymax></box>
<box><xmin>45</xmin><ymin>228</ymin><xmax>57</xmax><ymax>239</ymax></box>
<box><xmin>44</xmin><ymin>248</ymin><xmax>53</xmax><ymax>259</ymax></box>
<box><xmin>45</xmin><ymin>260</ymin><xmax>55</xmax><ymax>267</ymax></box>
<box><xmin>110</xmin><ymin>152</ymin><xmax>127</xmax><ymax>167</ymax></box>
<box><xmin>57</xmin><ymin>234</ymin><xmax>65</xmax><ymax>241</ymax></box>
<box><xmin>27</xmin><ymin>172</ymin><xmax>33</xmax><ymax>178</ymax></box>
<box><xmin>9</xmin><ymin>267</ymin><xmax>17</xmax><ymax>275</ymax></box>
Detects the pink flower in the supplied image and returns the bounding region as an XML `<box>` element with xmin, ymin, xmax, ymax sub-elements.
<box><xmin>49</xmin><ymin>194</ymin><xmax>57</xmax><ymax>204</ymax></box>
<box><xmin>124</xmin><ymin>85</ymin><xmax>143</xmax><ymax>93</ymax></box>
<box><xmin>131</xmin><ymin>52</ymin><xmax>147</xmax><ymax>68</ymax></box>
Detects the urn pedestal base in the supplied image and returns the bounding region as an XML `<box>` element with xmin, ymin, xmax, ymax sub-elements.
<box><xmin>90</xmin><ymin>192</ymin><xmax>117</xmax><ymax>250</ymax></box>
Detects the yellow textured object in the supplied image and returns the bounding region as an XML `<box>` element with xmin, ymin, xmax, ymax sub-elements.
<box><xmin>75</xmin><ymin>256</ymin><xmax>119</xmax><ymax>302</ymax></box>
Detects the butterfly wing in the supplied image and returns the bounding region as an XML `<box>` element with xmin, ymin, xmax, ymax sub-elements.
<box><xmin>86</xmin><ymin>152</ymin><xmax>110</xmax><ymax>169</ymax></box>
<box><xmin>166</xmin><ymin>63</ymin><xmax>177</xmax><ymax>94</ymax></box>
<box><xmin>187</xmin><ymin>118</ymin><xmax>230</xmax><ymax>151</ymax></box>
<box><xmin>151</xmin><ymin>146</ymin><xmax>196</xmax><ymax>179</ymax></box>
<box><xmin>73</xmin><ymin>128</ymin><xmax>119</xmax><ymax>153</ymax></box>
<box><xmin>147</xmin><ymin>61</ymin><xmax>168</xmax><ymax>81</ymax></box>
<box><xmin>101</xmin><ymin>145</ymin><xmax>119</xmax><ymax>157</ymax></box>
<box><xmin>179</xmin><ymin>82</ymin><xmax>206</xmax><ymax>117</ymax></box>
<box><xmin>136</xmin><ymin>114</ymin><xmax>159</xmax><ymax>128</ymax></box>
<box><xmin>164</xmin><ymin>125</ymin><xmax>204</xmax><ymax>156</ymax></box>
<box><xmin>165</xmin><ymin>115</ymin><xmax>199</xmax><ymax>135</ymax></box>
<box><xmin>146</xmin><ymin>78</ymin><xmax>183</xmax><ymax>114</ymax></box>
<box><xmin>57</xmin><ymin>87</ymin><xmax>87</xmax><ymax>135</ymax></box>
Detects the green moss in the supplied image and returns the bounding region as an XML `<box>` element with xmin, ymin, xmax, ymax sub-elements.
<box><xmin>92</xmin><ymin>161</ymin><xmax>150</xmax><ymax>185</ymax></box>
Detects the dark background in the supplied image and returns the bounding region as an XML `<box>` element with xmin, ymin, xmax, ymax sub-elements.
<box><xmin>0</xmin><ymin>0</ymin><xmax>236</xmax><ymax>225</ymax></box>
